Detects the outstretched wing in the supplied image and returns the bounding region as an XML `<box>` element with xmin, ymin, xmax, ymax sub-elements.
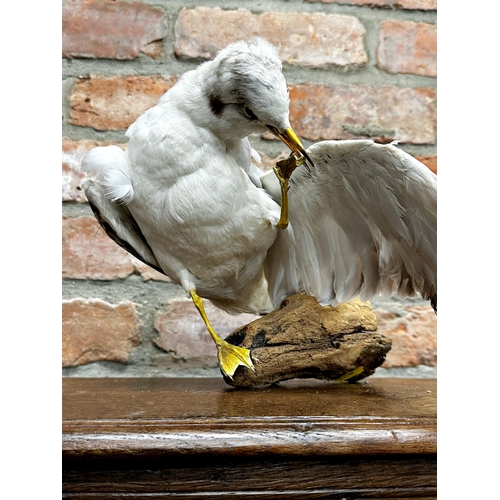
<box><xmin>83</xmin><ymin>179</ymin><xmax>167</xmax><ymax>276</ymax></box>
<box><xmin>262</xmin><ymin>140</ymin><xmax>437</xmax><ymax>311</ymax></box>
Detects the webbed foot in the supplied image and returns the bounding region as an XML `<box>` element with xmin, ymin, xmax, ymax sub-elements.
<box><xmin>216</xmin><ymin>340</ymin><xmax>255</xmax><ymax>379</ymax></box>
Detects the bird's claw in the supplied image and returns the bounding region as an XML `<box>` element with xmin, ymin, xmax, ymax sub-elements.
<box><xmin>274</xmin><ymin>154</ymin><xmax>300</xmax><ymax>229</ymax></box>
<box><xmin>274</xmin><ymin>154</ymin><xmax>300</xmax><ymax>184</ymax></box>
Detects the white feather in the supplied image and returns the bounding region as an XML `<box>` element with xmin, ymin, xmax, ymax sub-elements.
<box><xmin>81</xmin><ymin>145</ymin><xmax>134</xmax><ymax>205</ymax></box>
<box><xmin>265</xmin><ymin>140</ymin><xmax>437</xmax><ymax>308</ymax></box>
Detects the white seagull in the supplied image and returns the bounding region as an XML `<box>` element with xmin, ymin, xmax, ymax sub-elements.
<box><xmin>81</xmin><ymin>38</ymin><xmax>437</xmax><ymax>379</ymax></box>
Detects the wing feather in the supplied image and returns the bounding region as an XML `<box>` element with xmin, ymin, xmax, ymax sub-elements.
<box><xmin>263</xmin><ymin>140</ymin><xmax>437</xmax><ymax>311</ymax></box>
<box><xmin>83</xmin><ymin>179</ymin><xmax>166</xmax><ymax>276</ymax></box>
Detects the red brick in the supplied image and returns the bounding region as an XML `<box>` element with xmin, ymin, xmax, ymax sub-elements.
<box><xmin>154</xmin><ymin>299</ymin><xmax>259</xmax><ymax>360</ymax></box>
<box><xmin>70</xmin><ymin>75</ymin><xmax>177</xmax><ymax>130</ymax></box>
<box><xmin>375</xmin><ymin>306</ymin><xmax>437</xmax><ymax>368</ymax></box>
<box><xmin>175</xmin><ymin>7</ymin><xmax>367</xmax><ymax>69</ymax></box>
<box><xmin>377</xmin><ymin>20</ymin><xmax>437</xmax><ymax>77</ymax></box>
<box><xmin>62</xmin><ymin>138</ymin><xmax>126</xmax><ymax>202</ymax></box>
<box><xmin>62</xmin><ymin>215</ymin><xmax>170</xmax><ymax>281</ymax></box>
<box><xmin>62</xmin><ymin>0</ymin><xmax>167</xmax><ymax>60</ymax></box>
<box><xmin>289</xmin><ymin>84</ymin><xmax>436</xmax><ymax>144</ymax></box>
<box><xmin>62</xmin><ymin>298</ymin><xmax>141</xmax><ymax>366</ymax></box>
<box><xmin>63</xmin><ymin>215</ymin><xmax>135</xmax><ymax>279</ymax></box>
<box><xmin>305</xmin><ymin>0</ymin><xmax>436</xmax><ymax>9</ymax></box>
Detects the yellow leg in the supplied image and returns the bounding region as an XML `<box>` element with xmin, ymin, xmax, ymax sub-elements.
<box><xmin>273</xmin><ymin>167</ymin><xmax>290</xmax><ymax>230</ymax></box>
<box><xmin>189</xmin><ymin>290</ymin><xmax>255</xmax><ymax>379</ymax></box>
<box><xmin>273</xmin><ymin>154</ymin><xmax>305</xmax><ymax>230</ymax></box>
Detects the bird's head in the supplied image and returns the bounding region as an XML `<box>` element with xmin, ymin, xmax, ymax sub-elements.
<box><xmin>201</xmin><ymin>38</ymin><xmax>309</xmax><ymax>163</ymax></box>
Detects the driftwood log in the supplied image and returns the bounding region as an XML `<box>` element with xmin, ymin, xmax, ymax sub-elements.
<box><xmin>223</xmin><ymin>294</ymin><xmax>391</xmax><ymax>388</ymax></box>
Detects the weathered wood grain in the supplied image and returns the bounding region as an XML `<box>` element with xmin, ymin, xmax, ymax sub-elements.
<box><xmin>62</xmin><ymin>378</ymin><xmax>436</xmax><ymax>458</ymax></box>
<box><xmin>223</xmin><ymin>295</ymin><xmax>391</xmax><ymax>387</ymax></box>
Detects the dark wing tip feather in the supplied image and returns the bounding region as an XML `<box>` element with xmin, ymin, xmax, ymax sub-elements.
<box><xmin>430</xmin><ymin>294</ymin><xmax>437</xmax><ymax>314</ymax></box>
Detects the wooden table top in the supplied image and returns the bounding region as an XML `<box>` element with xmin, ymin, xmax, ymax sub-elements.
<box><xmin>63</xmin><ymin>377</ymin><xmax>436</xmax><ymax>460</ymax></box>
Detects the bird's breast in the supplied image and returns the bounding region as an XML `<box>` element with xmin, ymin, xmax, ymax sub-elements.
<box><xmin>128</xmin><ymin>159</ymin><xmax>279</xmax><ymax>289</ymax></box>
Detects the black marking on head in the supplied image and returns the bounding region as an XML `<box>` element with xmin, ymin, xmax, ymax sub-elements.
<box><xmin>231</xmin><ymin>86</ymin><xmax>245</xmax><ymax>103</ymax></box>
<box><xmin>209</xmin><ymin>94</ymin><xmax>225</xmax><ymax>117</ymax></box>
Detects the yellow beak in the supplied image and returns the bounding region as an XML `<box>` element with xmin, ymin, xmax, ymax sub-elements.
<box><xmin>267</xmin><ymin>126</ymin><xmax>312</xmax><ymax>166</ymax></box>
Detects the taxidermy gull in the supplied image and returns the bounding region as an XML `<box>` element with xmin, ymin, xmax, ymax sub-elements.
<box><xmin>81</xmin><ymin>38</ymin><xmax>437</xmax><ymax>379</ymax></box>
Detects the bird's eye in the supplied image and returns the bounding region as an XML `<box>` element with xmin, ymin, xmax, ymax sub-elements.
<box><xmin>243</xmin><ymin>106</ymin><xmax>258</xmax><ymax>120</ymax></box>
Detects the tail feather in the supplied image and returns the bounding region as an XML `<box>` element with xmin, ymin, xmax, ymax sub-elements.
<box><xmin>81</xmin><ymin>145</ymin><xmax>134</xmax><ymax>205</ymax></box>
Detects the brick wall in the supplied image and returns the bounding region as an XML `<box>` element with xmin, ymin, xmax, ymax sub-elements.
<box><xmin>62</xmin><ymin>0</ymin><xmax>437</xmax><ymax>378</ymax></box>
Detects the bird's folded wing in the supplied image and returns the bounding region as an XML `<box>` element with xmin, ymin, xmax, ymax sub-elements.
<box><xmin>83</xmin><ymin>179</ymin><xmax>166</xmax><ymax>276</ymax></box>
<box><xmin>262</xmin><ymin>140</ymin><xmax>437</xmax><ymax>309</ymax></box>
